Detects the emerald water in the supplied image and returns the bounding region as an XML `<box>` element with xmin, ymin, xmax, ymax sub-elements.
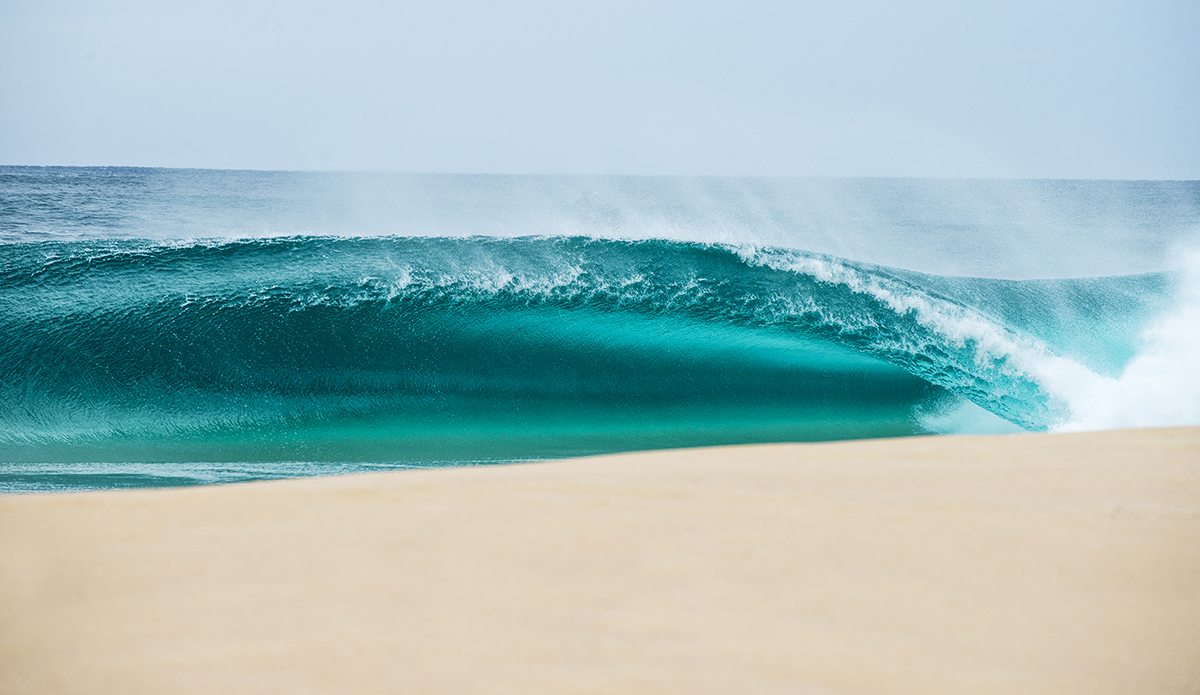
<box><xmin>2</xmin><ymin>167</ymin><xmax>1197</xmax><ymax>491</ymax></box>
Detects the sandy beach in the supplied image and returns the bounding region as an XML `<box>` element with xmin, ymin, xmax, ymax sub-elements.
<box><xmin>1</xmin><ymin>427</ymin><xmax>1197</xmax><ymax>694</ymax></box>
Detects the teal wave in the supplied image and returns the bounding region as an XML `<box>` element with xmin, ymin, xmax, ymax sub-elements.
<box><xmin>0</xmin><ymin>236</ymin><xmax>1170</xmax><ymax>476</ymax></box>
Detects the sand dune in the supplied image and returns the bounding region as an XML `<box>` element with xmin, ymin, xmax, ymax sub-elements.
<box><xmin>2</xmin><ymin>428</ymin><xmax>1198</xmax><ymax>694</ymax></box>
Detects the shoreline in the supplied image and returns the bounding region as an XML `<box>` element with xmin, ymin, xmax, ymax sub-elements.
<box><xmin>2</xmin><ymin>427</ymin><xmax>1198</xmax><ymax>693</ymax></box>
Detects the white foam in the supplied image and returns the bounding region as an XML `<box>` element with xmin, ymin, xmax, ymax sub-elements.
<box><xmin>1054</xmin><ymin>249</ymin><xmax>1200</xmax><ymax>431</ymax></box>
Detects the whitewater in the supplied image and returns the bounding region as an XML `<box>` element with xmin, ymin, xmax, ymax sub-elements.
<box><xmin>1</xmin><ymin>167</ymin><xmax>1197</xmax><ymax>491</ymax></box>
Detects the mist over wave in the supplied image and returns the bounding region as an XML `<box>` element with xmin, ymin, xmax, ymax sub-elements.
<box><xmin>1</xmin><ymin>167</ymin><xmax>1197</xmax><ymax>490</ymax></box>
<box><xmin>5</xmin><ymin>166</ymin><xmax>1198</xmax><ymax>277</ymax></box>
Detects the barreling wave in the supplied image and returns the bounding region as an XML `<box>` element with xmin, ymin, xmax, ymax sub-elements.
<box><xmin>0</xmin><ymin>235</ymin><xmax>1184</xmax><ymax>472</ymax></box>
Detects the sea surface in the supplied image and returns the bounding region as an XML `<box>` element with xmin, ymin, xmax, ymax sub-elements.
<box><xmin>2</xmin><ymin>167</ymin><xmax>1198</xmax><ymax>491</ymax></box>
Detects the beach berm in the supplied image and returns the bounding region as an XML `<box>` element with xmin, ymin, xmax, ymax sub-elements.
<box><xmin>1</xmin><ymin>427</ymin><xmax>1198</xmax><ymax>694</ymax></box>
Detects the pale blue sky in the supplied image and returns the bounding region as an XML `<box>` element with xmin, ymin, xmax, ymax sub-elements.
<box><xmin>1</xmin><ymin>0</ymin><xmax>1196</xmax><ymax>178</ymax></box>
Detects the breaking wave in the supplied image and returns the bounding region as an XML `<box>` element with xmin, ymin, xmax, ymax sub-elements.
<box><xmin>0</xmin><ymin>235</ymin><xmax>1186</xmax><ymax>475</ymax></box>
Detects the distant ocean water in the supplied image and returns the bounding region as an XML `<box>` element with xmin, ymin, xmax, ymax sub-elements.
<box><xmin>2</xmin><ymin>166</ymin><xmax>1198</xmax><ymax>491</ymax></box>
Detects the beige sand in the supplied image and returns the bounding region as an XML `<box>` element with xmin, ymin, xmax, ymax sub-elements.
<box><xmin>1</xmin><ymin>428</ymin><xmax>1198</xmax><ymax>694</ymax></box>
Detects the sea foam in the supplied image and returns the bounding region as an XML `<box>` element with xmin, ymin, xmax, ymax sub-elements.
<box><xmin>1055</xmin><ymin>248</ymin><xmax>1200</xmax><ymax>431</ymax></box>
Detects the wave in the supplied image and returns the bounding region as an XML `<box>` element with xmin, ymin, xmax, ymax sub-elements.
<box><xmin>0</xmin><ymin>235</ymin><xmax>1186</xmax><ymax>471</ymax></box>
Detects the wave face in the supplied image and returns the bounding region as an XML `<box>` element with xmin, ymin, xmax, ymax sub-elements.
<box><xmin>1</xmin><ymin>168</ymin><xmax>1197</xmax><ymax>491</ymax></box>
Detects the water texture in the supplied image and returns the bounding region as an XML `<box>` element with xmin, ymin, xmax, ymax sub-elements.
<box><xmin>2</xmin><ymin>167</ymin><xmax>1197</xmax><ymax>491</ymax></box>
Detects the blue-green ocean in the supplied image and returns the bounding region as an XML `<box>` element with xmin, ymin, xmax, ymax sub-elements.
<box><xmin>2</xmin><ymin>167</ymin><xmax>1198</xmax><ymax>491</ymax></box>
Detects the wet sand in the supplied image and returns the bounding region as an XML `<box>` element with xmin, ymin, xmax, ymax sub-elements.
<box><xmin>2</xmin><ymin>427</ymin><xmax>1198</xmax><ymax>694</ymax></box>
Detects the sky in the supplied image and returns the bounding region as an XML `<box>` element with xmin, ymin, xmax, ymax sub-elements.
<box><xmin>0</xmin><ymin>0</ymin><xmax>1197</xmax><ymax>178</ymax></box>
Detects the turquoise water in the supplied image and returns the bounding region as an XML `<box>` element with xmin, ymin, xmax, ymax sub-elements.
<box><xmin>2</xmin><ymin>167</ymin><xmax>1197</xmax><ymax>491</ymax></box>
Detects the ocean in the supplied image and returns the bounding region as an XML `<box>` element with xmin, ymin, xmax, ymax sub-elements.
<box><xmin>2</xmin><ymin>166</ymin><xmax>1197</xmax><ymax>491</ymax></box>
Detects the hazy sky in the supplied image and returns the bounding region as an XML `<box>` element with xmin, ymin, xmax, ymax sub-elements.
<box><xmin>1</xmin><ymin>0</ymin><xmax>1197</xmax><ymax>178</ymax></box>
